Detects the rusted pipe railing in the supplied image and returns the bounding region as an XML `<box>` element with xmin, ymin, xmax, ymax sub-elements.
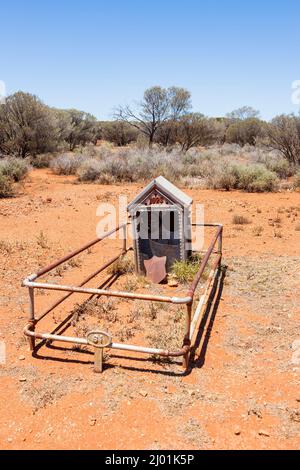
<box><xmin>187</xmin><ymin>224</ymin><xmax>222</xmax><ymax>298</ymax></box>
<box><xmin>23</xmin><ymin>222</ymin><xmax>223</xmax><ymax>373</ymax></box>
<box><xmin>23</xmin><ymin>324</ymin><xmax>189</xmax><ymax>358</ymax></box>
<box><xmin>189</xmin><ymin>253</ymin><xmax>221</xmax><ymax>342</ymax></box>
<box><xmin>34</xmin><ymin>251</ymin><xmax>127</xmax><ymax>324</ymax></box>
<box><xmin>23</xmin><ymin>279</ymin><xmax>192</xmax><ymax>305</ymax></box>
<box><xmin>28</xmin><ymin>223</ymin><xmax>128</xmax><ymax>282</ymax></box>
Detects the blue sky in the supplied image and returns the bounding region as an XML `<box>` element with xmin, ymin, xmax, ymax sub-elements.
<box><xmin>1</xmin><ymin>0</ymin><xmax>300</xmax><ymax>120</ymax></box>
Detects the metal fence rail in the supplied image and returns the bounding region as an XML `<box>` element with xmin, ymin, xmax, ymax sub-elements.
<box><xmin>22</xmin><ymin>222</ymin><xmax>223</xmax><ymax>373</ymax></box>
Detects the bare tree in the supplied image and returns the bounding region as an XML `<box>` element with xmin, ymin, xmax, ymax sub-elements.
<box><xmin>116</xmin><ymin>86</ymin><xmax>191</xmax><ymax>146</ymax></box>
<box><xmin>226</xmin><ymin>106</ymin><xmax>260</xmax><ymax>121</ymax></box>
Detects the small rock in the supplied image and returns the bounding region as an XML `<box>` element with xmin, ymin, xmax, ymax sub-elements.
<box><xmin>168</xmin><ymin>279</ymin><xmax>178</xmax><ymax>287</ymax></box>
<box><xmin>19</xmin><ymin>355</ymin><xmax>25</xmax><ymax>361</ymax></box>
<box><xmin>89</xmin><ymin>418</ymin><xmax>96</xmax><ymax>426</ymax></box>
<box><xmin>234</xmin><ymin>427</ymin><xmax>241</xmax><ymax>435</ymax></box>
<box><xmin>19</xmin><ymin>377</ymin><xmax>27</xmax><ymax>382</ymax></box>
<box><xmin>258</xmin><ymin>430</ymin><xmax>270</xmax><ymax>437</ymax></box>
<box><xmin>139</xmin><ymin>390</ymin><xmax>148</xmax><ymax>397</ymax></box>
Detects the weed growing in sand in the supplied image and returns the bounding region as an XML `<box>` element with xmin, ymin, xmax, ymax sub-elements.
<box><xmin>36</xmin><ymin>231</ymin><xmax>49</xmax><ymax>249</ymax></box>
<box><xmin>252</xmin><ymin>226</ymin><xmax>264</xmax><ymax>236</ymax></box>
<box><xmin>108</xmin><ymin>254</ymin><xmax>135</xmax><ymax>276</ymax></box>
<box><xmin>171</xmin><ymin>253</ymin><xmax>204</xmax><ymax>283</ymax></box>
<box><xmin>0</xmin><ymin>240</ymin><xmax>13</xmax><ymax>253</ymax></box>
<box><xmin>67</xmin><ymin>257</ymin><xmax>82</xmax><ymax>268</ymax></box>
<box><xmin>232</xmin><ymin>214</ymin><xmax>251</xmax><ymax>225</ymax></box>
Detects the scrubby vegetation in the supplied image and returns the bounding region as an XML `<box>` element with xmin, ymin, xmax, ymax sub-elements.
<box><xmin>0</xmin><ymin>173</ymin><xmax>14</xmax><ymax>198</ymax></box>
<box><xmin>46</xmin><ymin>144</ymin><xmax>290</xmax><ymax>192</ymax></box>
<box><xmin>51</xmin><ymin>153</ymin><xmax>85</xmax><ymax>176</ymax></box>
<box><xmin>0</xmin><ymin>87</ymin><xmax>299</xmax><ymax>196</ymax></box>
<box><xmin>0</xmin><ymin>157</ymin><xmax>29</xmax><ymax>197</ymax></box>
<box><xmin>294</xmin><ymin>171</ymin><xmax>300</xmax><ymax>189</ymax></box>
<box><xmin>0</xmin><ymin>157</ymin><xmax>29</xmax><ymax>182</ymax></box>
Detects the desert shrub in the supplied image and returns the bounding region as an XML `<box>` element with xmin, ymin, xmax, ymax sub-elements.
<box><xmin>0</xmin><ymin>174</ymin><xmax>14</xmax><ymax>197</ymax></box>
<box><xmin>209</xmin><ymin>163</ymin><xmax>278</xmax><ymax>192</ymax></box>
<box><xmin>219</xmin><ymin>143</ymin><xmax>242</xmax><ymax>156</ymax></box>
<box><xmin>263</xmin><ymin>156</ymin><xmax>295</xmax><ymax>178</ymax></box>
<box><xmin>97</xmin><ymin>173</ymin><xmax>117</xmax><ymax>185</ymax></box>
<box><xmin>51</xmin><ymin>154</ymin><xmax>85</xmax><ymax>175</ymax></box>
<box><xmin>293</xmin><ymin>171</ymin><xmax>300</xmax><ymax>189</ymax></box>
<box><xmin>31</xmin><ymin>153</ymin><xmax>54</xmax><ymax>168</ymax></box>
<box><xmin>0</xmin><ymin>157</ymin><xmax>29</xmax><ymax>182</ymax></box>
<box><xmin>209</xmin><ymin>164</ymin><xmax>240</xmax><ymax>191</ymax></box>
<box><xmin>48</xmin><ymin>143</ymin><xmax>281</xmax><ymax>192</ymax></box>
<box><xmin>77</xmin><ymin>159</ymin><xmax>104</xmax><ymax>181</ymax></box>
<box><xmin>75</xmin><ymin>147</ymin><xmax>186</xmax><ymax>184</ymax></box>
<box><xmin>237</xmin><ymin>165</ymin><xmax>278</xmax><ymax>192</ymax></box>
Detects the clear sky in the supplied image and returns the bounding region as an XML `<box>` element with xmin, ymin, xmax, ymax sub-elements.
<box><xmin>1</xmin><ymin>0</ymin><xmax>300</xmax><ymax>120</ymax></box>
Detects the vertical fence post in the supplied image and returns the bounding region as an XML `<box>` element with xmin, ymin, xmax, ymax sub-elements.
<box><xmin>182</xmin><ymin>302</ymin><xmax>192</xmax><ymax>372</ymax></box>
<box><xmin>122</xmin><ymin>224</ymin><xmax>127</xmax><ymax>253</ymax></box>
<box><xmin>27</xmin><ymin>287</ymin><xmax>36</xmax><ymax>351</ymax></box>
<box><xmin>218</xmin><ymin>226</ymin><xmax>223</xmax><ymax>267</ymax></box>
<box><xmin>94</xmin><ymin>348</ymin><xmax>104</xmax><ymax>373</ymax></box>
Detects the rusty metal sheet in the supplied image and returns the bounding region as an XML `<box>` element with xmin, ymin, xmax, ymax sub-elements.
<box><xmin>144</xmin><ymin>256</ymin><xmax>167</xmax><ymax>284</ymax></box>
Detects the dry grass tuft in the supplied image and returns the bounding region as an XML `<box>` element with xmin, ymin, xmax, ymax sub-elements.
<box><xmin>232</xmin><ymin>214</ymin><xmax>251</xmax><ymax>225</ymax></box>
<box><xmin>252</xmin><ymin>226</ymin><xmax>264</xmax><ymax>237</ymax></box>
<box><xmin>108</xmin><ymin>254</ymin><xmax>135</xmax><ymax>276</ymax></box>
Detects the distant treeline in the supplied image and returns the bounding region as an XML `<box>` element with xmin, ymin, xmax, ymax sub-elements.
<box><xmin>0</xmin><ymin>87</ymin><xmax>299</xmax><ymax>165</ymax></box>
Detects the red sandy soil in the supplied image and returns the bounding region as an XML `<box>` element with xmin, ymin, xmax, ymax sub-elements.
<box><xmin>0</xmin><ymin>169</ymin><xmax>299</xmax><ymax>450</ymax></box>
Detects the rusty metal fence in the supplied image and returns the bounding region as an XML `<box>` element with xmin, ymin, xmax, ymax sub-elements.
<box><xmin>22</xmin><ymin>222</ymin><xmax>223</xmax><ymax>373</ymax></box>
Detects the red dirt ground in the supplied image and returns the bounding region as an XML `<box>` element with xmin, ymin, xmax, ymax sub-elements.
<box><xmin>0</xmin><ymin>169</ymin><xmax>299</xmax><ymax>450</ymax></box>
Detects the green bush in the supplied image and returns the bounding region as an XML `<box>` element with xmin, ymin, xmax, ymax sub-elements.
<box><xmin>0</xmin><ymin>158</ymin><xmax>29</xmax><ymax>182</ymax></box>
<box><xmin>264</xmin><ymin>157</ymin><xmax>295</xmax><ymax>178</ymax></box>
<box><xmin>237</xmin><ymin>165</ymin><xmax>278</xmax><ymax>192</ymax></box>
<box><xmin>171</xmin><ymin>254</ymin><xmax>204</xmax><ymax>284</ymax></box>
<box><xmin>209</xmin><ymin>163</ymin><xmax>278</xmax><ymax>192</ymax></box>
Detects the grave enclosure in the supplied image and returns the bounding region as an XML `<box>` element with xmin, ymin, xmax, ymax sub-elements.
<box><xmin>23</xmin><ymin>177</ymin><xmax>223</xmax><ymax>373</ymax></box>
